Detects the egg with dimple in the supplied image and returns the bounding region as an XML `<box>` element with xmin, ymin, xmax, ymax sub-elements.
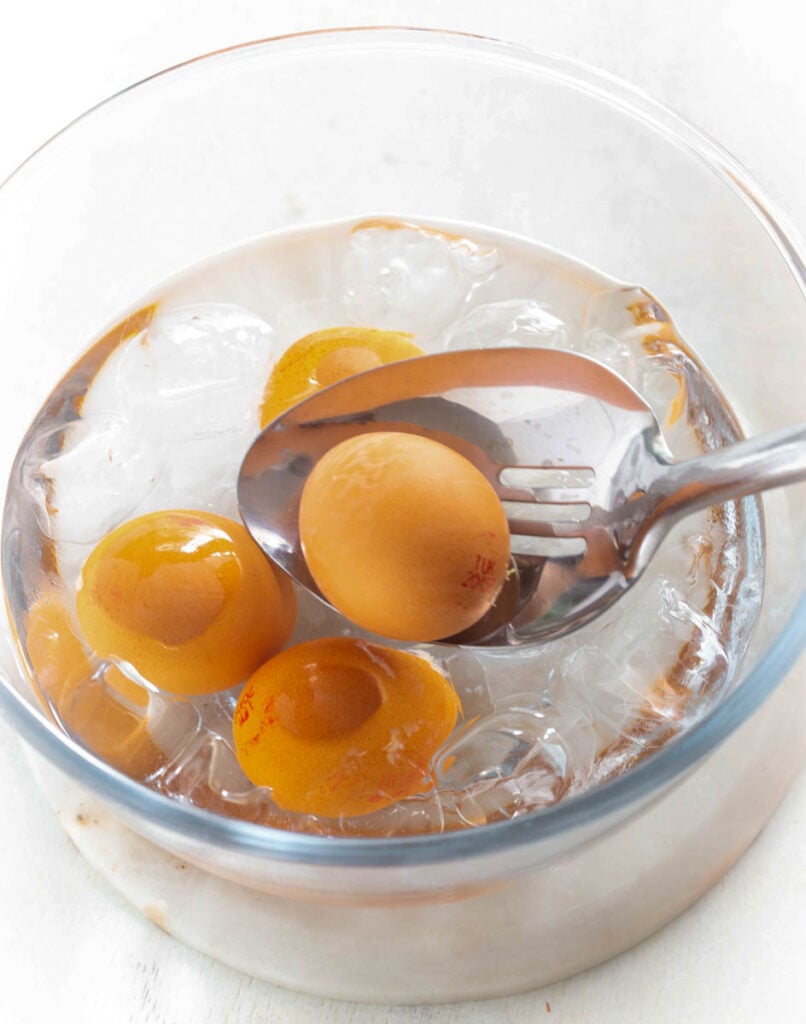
<box><xmin>299</xmin><ymin>431</ymin><xmax>511</xmax><ymax>642</ymax></box>
<box><xmin>76</xmin><ymin>509</ymin><xmax>296</xmax><ymax>695</ymax></box>
<box><xmin>259</xmin><ymin>325</ymin><xmax>424</xmax><ymax>425</ymax></box>
<box><xmin>232</xmin><ymin>636</ymin><xmax>461</xmax><ymax>817</ymax></box>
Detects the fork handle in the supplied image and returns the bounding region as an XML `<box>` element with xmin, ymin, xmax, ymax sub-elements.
<box><xmin>650</xmin><ymin>423</ymin><xmax>806</xmax><ymax>521</ymax></box>
<box><xmin>625</xmin><ymin>423</ymin><xmax>806</xmax><ymax>580</ymax></box>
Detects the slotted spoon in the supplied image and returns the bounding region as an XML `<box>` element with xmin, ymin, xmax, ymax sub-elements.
<box><xmin>237</xmin><ymin>347</ymin><xmax>806</xmax><ymax>646</ymax></box>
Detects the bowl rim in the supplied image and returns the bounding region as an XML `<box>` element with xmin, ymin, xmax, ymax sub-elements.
<box><xmin>2</xmin><ymin>25</ymin><xmax>805</xmax><ymax>869</ymax></box>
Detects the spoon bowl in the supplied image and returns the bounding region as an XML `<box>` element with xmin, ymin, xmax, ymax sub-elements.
<box><xmin>238</xmin><ymin>347</ymin><xmax>806</xmax><ymax>647</ymax></box>
<box><xmin>238</xmin><ymin>348</ymin><xmax>659</xmax><ymax>645</ymax></box>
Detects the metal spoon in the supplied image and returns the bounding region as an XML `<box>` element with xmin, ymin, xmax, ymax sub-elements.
<box><xmin>237</xmin><ymin>347</ymin><xmax>806</xmax><ymax>647</ymax></box>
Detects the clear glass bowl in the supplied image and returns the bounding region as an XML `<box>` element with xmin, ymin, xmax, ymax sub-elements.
<box><xmin>1</xmin><ymin>27</ymin><xmax>804</xmax><ymax>1003</ymax></box>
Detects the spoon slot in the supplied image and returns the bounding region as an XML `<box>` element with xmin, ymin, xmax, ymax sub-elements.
<box><xmin>510</xmin><ymin>535</ymin><xmax>588</xmax><ymax>559</ymax></box>
<box><xmin>502</xmin><ymin>500</ymin><xmax>591</xmax><ymax>524</ymax></box>
<box><xmin>499</xmin><ymin>466</ymin><xmax>596</xmax><ymax>489</ymax></box>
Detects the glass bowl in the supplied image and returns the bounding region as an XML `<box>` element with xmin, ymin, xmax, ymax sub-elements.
<box><xmin>1</xmin><ymin>27</ymin><xmax>804</xmax><ymax>1003</ymax></box>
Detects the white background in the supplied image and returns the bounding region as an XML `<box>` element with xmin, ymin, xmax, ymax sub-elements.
<box><xmin>0</xmin><ymin>2</ymin><xmax>803</xmax><ymax>1021</ymax></box>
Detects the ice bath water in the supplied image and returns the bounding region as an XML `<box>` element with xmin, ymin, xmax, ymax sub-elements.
<box><xmin>2</xmin><ymin>217</ymin><xmax>763</xmax><ymax>837</ymax></box>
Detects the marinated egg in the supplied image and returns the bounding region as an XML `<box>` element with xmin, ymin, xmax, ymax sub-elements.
<box><xmin>259</xmin><ymin>325</ymin><xmax>424</xmax><ymax>425</ymax></box>
<box><xmin>76</xmin><ymin>509</ymin><xmax>296</xmax><ymax>695</ymax></box>
<box><xmin>232</xmin><ymin>637</ymin><xmax>461</xmax><ymax>817</ymax></box>
<box><xmin>299</xmin><ymin>432</ymin><xmax>511</xmax><ymax>642</ymax></box>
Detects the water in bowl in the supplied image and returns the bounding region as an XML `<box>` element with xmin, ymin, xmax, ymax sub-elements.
<box><xmin>1</xmin><ymin>217</ymin><xmax>763</xmax><ymax>837</ymax></box>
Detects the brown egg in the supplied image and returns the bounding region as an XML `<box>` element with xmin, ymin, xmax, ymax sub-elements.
<box><xmin>76</xmin><ymin>510</ymin><xmax>296</xmax><ymax>695</ymax></box>
<box><xmin>260</xmin><ymin>326</ymin><xmax>424</xmax><ymax>424</ymax></box>
<box><xmin>232</xmin><ymin>637</ymin><xmax>461</xmax><ymax>817</ymax></box>
<box><xmin>299</xmin><ymin>431</ymin><xmax>511</xmax><ymax>641</ymax></box>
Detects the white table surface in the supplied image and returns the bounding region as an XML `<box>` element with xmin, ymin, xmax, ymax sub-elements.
<box><xmin>0</xmin><ymin>2</ymin><xmax>803</xmax><ymax>1021</ymax></box>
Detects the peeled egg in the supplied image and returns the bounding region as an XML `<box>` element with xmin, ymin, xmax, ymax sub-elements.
<box><xmin>259</xmin><ymin>325</ymin><xmax>424</xmax><ymax>425</ymax></box>
<box><xmin>299</xmin><ymin>431</ymin><xmax>511</xmax><ymax>642</ymax></box>
<box><xmin>76</xmin><ymin>509</ymin><xmax>296</xmax><ymax>695</ymax></box>
<box><xmin>232</xmin><ymin>636</ymin><xmax>460</xmax><ymax>817</ymax></box>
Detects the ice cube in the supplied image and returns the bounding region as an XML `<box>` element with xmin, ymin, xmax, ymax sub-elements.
<box><xmin>560</xmin><ymin>644</ymin><xmax>648</xmax><ymax>748</ymax></box>
<box><xmin>46</xmin><ymin>660</ymin><xmax>167</xmax><ymax>782</ymax></box>
<box><xmin>36</xmin><ymin>302</ymin><xmax>276</xmax><ymax>563</ymax></box>
<box><xmin>169</xmin><ymin>734</ymin><xmax>254</xmax><ymax>801</ymax></box>
<box><xmin>582</xmin><ymin>284</ymin><xmax>671</xmax><ymax>345</ymax></box>
<box><xmin>435</xmin><ymin>648</ymin><xmax>493</xmax><ymax>720</ymax></box>
<box><xmin>442</xmin><ymin>298</ymin><xmax>566</xmax><ymax>351</ymax></box>
<box><xmin>580</xmin><ymin>284</ymin><xmax>703</xmax><ymax>448</ymax></box>
<box><xmin>146</xmin><ymin>305</ymin><xmax>272</xmax><ymax>432</ymax></box>
<box><xmin>143</xmin><ymin>689</ymin><xmax>202</xmax><ymax>758</ymax></box>
<box><xmin>569</xmin><ymin>326</ymin><xmax>638</xmax><ymax>382</ymax></box>
<box><xmin>340</xmin><ymin>221</ymin><xmax>501</xmax><ymax>340</ymax></box>
<box><xmin>657</xmin><ymin>581</ymin><xmax>730</xmax><ymax>701</ymax></box>
<box><xmin>69</xmin><ymin>302</ymin><xmax>276</xmax><ymax>531</ymax></box>
<box><xmin>33</xmin><ymin>413</ymin><xmax>159</xmax><ymax>546</ymax></box>
<box><xmin>433</xmin><ymin>690</ymin><xmax>595</xmax><ymax>823</ymax></box>
<box><xmin>81</xmin><ymin>324</ymin><xmax>157</xmax><ymax>420</ymax></box>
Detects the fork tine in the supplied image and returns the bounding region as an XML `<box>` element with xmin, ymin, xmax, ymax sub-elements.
<box><xmin>496</xmin><ymin>484</ymin><xmax>539</xmax><ymax>503</ymax></box>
